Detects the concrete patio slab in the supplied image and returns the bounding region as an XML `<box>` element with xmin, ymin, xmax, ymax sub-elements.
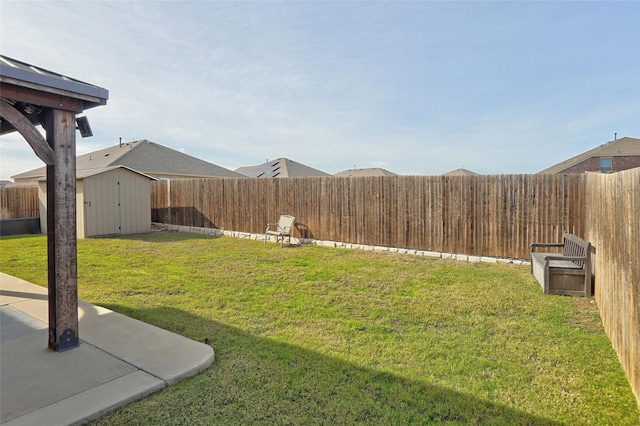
<box><xmin>0</xmin><ymin>272</ymin><xmax>215</xmax><ymax>425</ymax></box>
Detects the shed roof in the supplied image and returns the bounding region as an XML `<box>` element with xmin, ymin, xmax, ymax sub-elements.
<box><xmin>334</xmin><ymin>167</ymin><xmax>397</xmax><ymax>177</ymax></box>
<box><xmin>539</xmin><ymin>137</ymin><xmax>640</xmax><ymax>174</ymax></box>
<box><xmin>37</xmin><ymin>165</ymin><xmax>158</xmax><ymax>181</ymax></box>
<box><xmin>235</xmin><ymin>157</ymin><xmax>330</xmax><ymax>178</ymax></box>
<box><xmin>13</xmin><ymin>139</ymin><xmax>244</xmax><ymax>180</ymax></box>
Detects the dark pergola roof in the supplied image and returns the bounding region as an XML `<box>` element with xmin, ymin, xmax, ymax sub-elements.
<box><xmin>0</xmin><ymin>55</ymin><xmax>109</xmax><ymax>135</ymax></box>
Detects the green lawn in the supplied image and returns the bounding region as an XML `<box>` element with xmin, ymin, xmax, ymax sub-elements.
<box><xmin>1</xmin><ymin>233</ymin><xmax>638</xmax><ymax>425</ymax></box>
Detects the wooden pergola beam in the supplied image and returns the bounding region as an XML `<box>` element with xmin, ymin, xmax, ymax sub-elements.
<box><xmin>0</xmin><ymin>83</ymin><xmax>84</xmax><ymax>113</ymax></box>
<box><xmin>0</xmin><ymin>100</ymin><xmax>54</xmax><ymax>165</ymax></box>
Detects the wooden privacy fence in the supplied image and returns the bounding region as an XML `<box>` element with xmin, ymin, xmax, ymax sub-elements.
<box><xmin>0</xmin><ymin>186</ymin><xmax>39</xmax><ymax>219</ymax></box>
<box><xmin>152</xmin><ymin>174</ymin><xmax>586</xmax><ymax>260</ymax></box>
<box><xmin>586</xmin><ymin>168</ymin><xmax>639</xmax><ymax>405</ymax></box>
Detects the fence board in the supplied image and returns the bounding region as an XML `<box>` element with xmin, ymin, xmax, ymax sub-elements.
<box><xmin>586</xmin><ymin>168</ymin><xmax>639</xmax><ymax>405</ymax></box>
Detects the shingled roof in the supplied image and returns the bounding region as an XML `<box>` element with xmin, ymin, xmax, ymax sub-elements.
<box><xmin>334</xmin><ymin>167</ymin><xmax>397</xmax><ymax>177</ymax></box>
<box><xmin>235</xmin><ymin>157</ymin><xmax>330</xmax><ymax>178</ymax></box>
<box><xmin>442</xmin><ymin>168</ymin><xmax>479</xmax><ymax>176</ymax></box>
<box><xmin>538</xmin><ymin>137</ymin><xmax>640</xmax><ymax>174</ymax></box>
<box><xmin>12</xmin><ymin>139</ymin><xmax>244</xmax><ymax>181</ymax></box>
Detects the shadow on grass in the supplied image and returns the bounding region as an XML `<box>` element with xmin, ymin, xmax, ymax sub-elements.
<box><xmin>0</xmin><ymin>234</ymin><xmax>44</xmax><ymax>241</ymax></box>
<box><xmin>93</xmin><ymin>304</ymin><xmax>562</xmax><ymax>426</ymax></box>
<box><xmin>98</xmin><ymin>231</ymin><xmax>223</xmax><ymax>243</ymax></box>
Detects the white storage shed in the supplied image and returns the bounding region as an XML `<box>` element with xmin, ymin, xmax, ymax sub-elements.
<box><xmin>39</xmin><ymin>166</ymin><xmax>156</xmax><ymax>238</ymax></box>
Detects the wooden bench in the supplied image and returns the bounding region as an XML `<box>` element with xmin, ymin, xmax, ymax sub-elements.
<box><xmin>530</xmin><ymin>232</ymin><xmax>592</xmax><ymax>297</ymax></box>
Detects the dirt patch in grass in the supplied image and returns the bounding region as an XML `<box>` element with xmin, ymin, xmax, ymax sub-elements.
<box><xmin>570</xmin><ymin>297</ymin><xmax>605</xmax><ymax>333</ymax></box>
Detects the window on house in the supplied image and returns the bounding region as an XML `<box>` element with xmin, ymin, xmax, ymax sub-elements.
<box><xmin>600</xmin><ymin>157</ymin><xmax>612</xmax><ymax>173</ymax></box>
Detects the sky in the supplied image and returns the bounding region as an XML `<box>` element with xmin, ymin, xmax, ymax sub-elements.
<box><xmin>1</xmin><ymin>1</ymin><xmax>639</xmax><ymax>181</ymax></box>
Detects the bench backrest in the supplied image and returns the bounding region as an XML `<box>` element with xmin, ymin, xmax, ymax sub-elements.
<box><xmin>562</xmin><ymin>232</ymin><xmax>591</xmax><ymax>268</ymax></box>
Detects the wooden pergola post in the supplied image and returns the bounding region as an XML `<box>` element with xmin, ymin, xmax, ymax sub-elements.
<box><xmin>44</xmin><ymin>109</ymin><xmax>79</xmax><ymax>351</ymax></box>
<box><xmin>1</xmin><ymin>55</ymin><xmax>108</xmax><ymax>352</ymax></box>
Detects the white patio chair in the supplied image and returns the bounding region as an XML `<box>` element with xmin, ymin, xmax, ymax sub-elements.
<box><xmin>264</xmin><ymin>215</ymin><xmax>295</xmax><ymax>246</ymax></box>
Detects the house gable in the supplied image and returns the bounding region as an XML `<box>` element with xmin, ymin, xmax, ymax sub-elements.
<box><xmin>539</xmin><ymin>137</ymin><xmax>640</xmax><ymax>174</ymax></box>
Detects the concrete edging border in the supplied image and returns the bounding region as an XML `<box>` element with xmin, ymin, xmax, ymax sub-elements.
<box><xmin>152</xmin><ymin>222</ymin><xmax>530</xmax><ymax>267</ymax></box>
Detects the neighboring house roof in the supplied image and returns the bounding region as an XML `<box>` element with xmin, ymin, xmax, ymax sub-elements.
<box><xmin>12</xmin><ymin>139</ymin><xmax>245</xmax><ymax>180</ymax></box>
<box><xmin>442</xmin><ymin>168</ymin><xmax>479</xmax><ymax>176</ymax></box>
<box><xmin>539</xmin><ymin>137</ymin><xmax>640</xmax><ymax>174</ymax></box>
<box><xmin>334</xmin><ymin>168</ymin><xmax>397</xmax><ymax>177</ymax></box>
<box><xmin>235</xmin><ymin>157</ymin><xmax>330</xmax><ymax>178</ymax></box>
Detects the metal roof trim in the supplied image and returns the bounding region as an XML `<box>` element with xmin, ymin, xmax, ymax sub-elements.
<box><xmin>0</xmin><ymin>55</ymin><xmax>109</xmax><ymax>104</ymax></box>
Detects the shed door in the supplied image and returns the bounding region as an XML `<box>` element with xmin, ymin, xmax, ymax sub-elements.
<box><xmin>83</xmin><ymin>172</ymin><xmax>122</xmax><ymax>237</ymax></box>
